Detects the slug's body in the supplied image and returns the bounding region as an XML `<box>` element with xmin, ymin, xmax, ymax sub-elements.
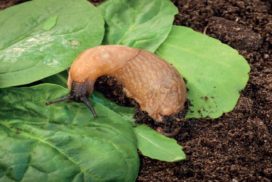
<box><xmin>67</xmin><ymin>45</ymin><xmax>186</xmax><ymax>121</ymax></box>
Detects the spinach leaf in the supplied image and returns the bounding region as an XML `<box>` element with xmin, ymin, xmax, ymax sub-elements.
<box><xmin>156</xmin><ymin>26</ymin><xmax>250</xmax><ymax>118</ymax></box>
<box><xmin>0</xmin><ymin>84</ymin><xmax>139</xmax><ymax>182</ymax></box>
<box><xmin>42</xmin><ymin>71</ymin><xmax>68</xmax><ymax>88</ymax></box>
<box><xmin>0</xmin><ymin>0</ymin><xmax>104</xmax><ymax>88</ymax></box>
<box><xmin>99</xmin><ymin>0</ymin><xmax>177</xmax><ymax>52</ymax></box>
<box><xmin>135</xmin><ymin>125</ymin><xmax>186</xmax><ymax>162</ymax></box>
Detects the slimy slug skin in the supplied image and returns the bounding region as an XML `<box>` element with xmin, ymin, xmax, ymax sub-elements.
<box><xmin>68</xmin><ymin>45</ymin><xmax>187</xmax><ymax>122</ymax></box>
<box><xmin>47</xmin><ymin>45</ymin><xmax>186</xmax><ymax>123</ymax></box>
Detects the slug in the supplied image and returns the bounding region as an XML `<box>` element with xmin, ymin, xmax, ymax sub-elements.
<box><xmin>47</xmin><ymin>45</ymin><xmax>187</xmax><ymax>122</ymax></box>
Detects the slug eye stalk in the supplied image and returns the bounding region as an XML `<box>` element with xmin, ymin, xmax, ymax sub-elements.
<box><xmin>46</xmin><ymin>81</ymin><xmax>97</xmax><ymax>118</ymax></box>
<box><xmin>46</xmin><ymin>95</ymin><xmax>72</xmax><ymax>105</ymax></box>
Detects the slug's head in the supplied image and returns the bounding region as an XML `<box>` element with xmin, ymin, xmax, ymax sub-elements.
<box><xmin>46</xmin><ymin>80</ymin><xmax>97</xmax><ymax>118</ymax></box>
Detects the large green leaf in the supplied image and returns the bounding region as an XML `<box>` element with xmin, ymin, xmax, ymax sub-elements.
<box><xmin>156</xmin><ymin>26</ymin><xmax>250</xmax><ymax>118</ymax></box>
<box><xmin>0</xmin><ymin>0</ymin><xmax>104</xmax><ymax>88</ymax></box>
<box><xmin>99</xmin><ymin>0</ymin><xmax>177</xmax><ymax>52</ymax></box>
<box><xmin>134</xmin><ymin>125</ymin><xmax>186</xmax><ymax>162</ymax></box>
<box><xmin>0</xmin><ymin>84</ymin><xmax>139</xmax><ymax>182</ymax></box>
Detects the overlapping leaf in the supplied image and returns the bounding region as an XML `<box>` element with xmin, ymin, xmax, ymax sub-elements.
<box><xmin>0</xmin><ymin>0</ymin><xmax>104</xmax><ymax>88</ymax></box>
<box><xmin>99</xmin><ymin>0</ymin><xmax>177</xmax><ymax>52</ymax></box>
<box><xmin>134</xmin><ymin>125</ymin><xmax>186</xmax><ymax>162</ymax></box>
<box><xmin>0</xmin><ymin>84</ymin><xmax>139</xmax><ymax>182</ymax></box>
<box><xmin>156</xmin><ymin>26</ymin><xmax>250</xmax><ymax>118</ymax></box>
<box><xmin>92</xmin><ymin>93</ymin><xmax>186</xmax><ymax>162</ymax></box>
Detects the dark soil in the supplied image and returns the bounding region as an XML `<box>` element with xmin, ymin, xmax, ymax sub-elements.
<box><xmin>137</xmin><ymin>1</ymin><xmax>272</xmax><ymax>181</ymax></box>
<box><xmin>1</xmin><ymin>0</ymin><xmax>271</xmax><ymax>181</ymax></box>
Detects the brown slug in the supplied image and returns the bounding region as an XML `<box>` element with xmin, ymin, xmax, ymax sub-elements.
<box><xmin>47</xmin><ymin>45</ymin><xmax>187</xmax><ymax>122</ymax></box>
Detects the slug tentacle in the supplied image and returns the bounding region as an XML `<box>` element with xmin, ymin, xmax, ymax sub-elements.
<box><xmin>46</xmin><ymin>81</ymin><xmax>97</xmax><ymax>118</ymax></box>
<box><xmin>80</xmin><ymin>96</ymin><xmax>97</xmax><ymax>118</ymax></box>
<box><xmin>46</xmin><ymin>95</ymin><xmax>72</xmax><ymax>105</ymax></box>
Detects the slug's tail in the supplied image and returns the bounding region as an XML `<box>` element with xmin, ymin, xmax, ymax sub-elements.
<box><xmin>46</xmin><ymin>95</ymin><xmax>97</xmax><ymax>118</ymax></box>
<box><xmin>81</xmin><ymin>96</ymin><xmax>97</xmax><ymax>118</ymax></box>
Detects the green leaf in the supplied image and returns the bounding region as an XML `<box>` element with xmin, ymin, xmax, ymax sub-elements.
<box><xmin>93</xmin><ymin>92</ymin><xmax>135</xmax><ymax>123</ymax></box>
<box><xmin>0</xmin><ymin>84</ymin><xmax>139</xmax><ymax>182</ymax></box>
<box><xmin>0</xmin><ymin>0</ymin><xmax>104</xmax><ymax>88</ymax></box>
<box><xmin>42</xmin><ymin>71</ymin><xmax>68</xmax><ymax>88</ymax></box>
<box><xmin>99</xmin><ymin>0</ymin><xmax>177</xmax><ymax>52</ymax></box>
<box><xmin>156</xmin><ymin>26</ymin><xmax>250</xmax><ymax>118</ymax></box>
<box><xmin>42</xmin><ymin>15</ymin><xmax>58</xmax><ymax>31</ymax></box>
<box><xmin>134</xmin><ymin>125</ymin><xmax>186</xmax><ymax>162</ymax></box>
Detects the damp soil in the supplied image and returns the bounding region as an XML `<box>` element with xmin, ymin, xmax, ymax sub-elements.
<box><xmin>1</xmin><ymin>0</ymin><xmax>271</xmax><ymax>181</ymax></box>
